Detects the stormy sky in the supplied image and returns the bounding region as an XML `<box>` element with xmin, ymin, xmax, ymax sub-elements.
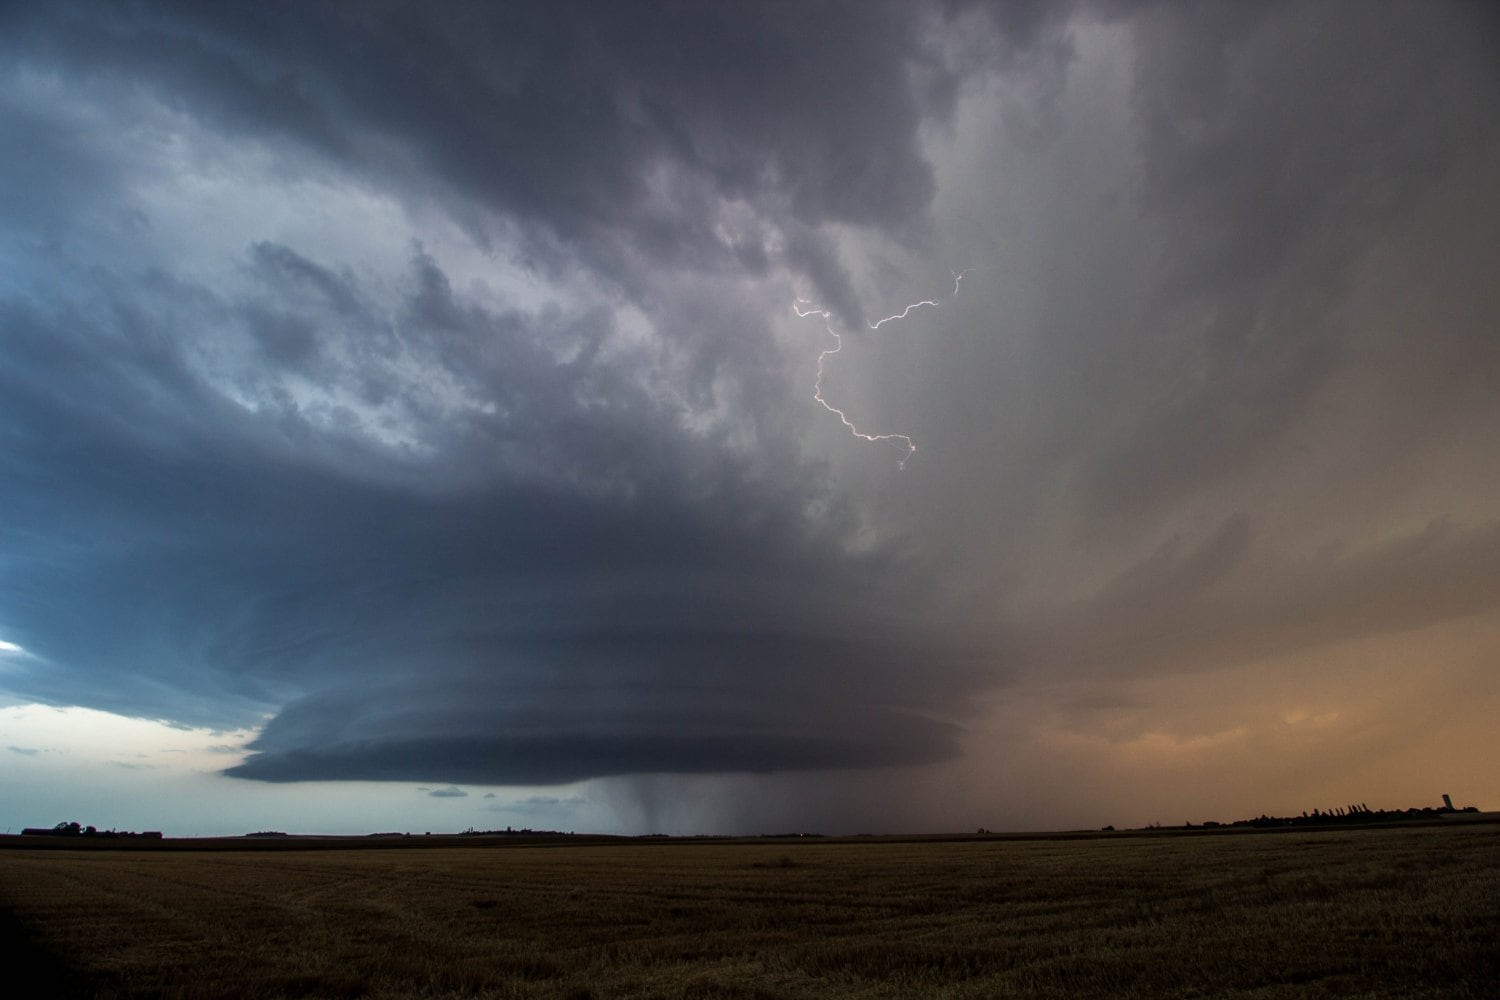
<box><xmin>2</xmin><ymin>1</ymin><xmax>1497</xmax><ymax>836</ymax></box>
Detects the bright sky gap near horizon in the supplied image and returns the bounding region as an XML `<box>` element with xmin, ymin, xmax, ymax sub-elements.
<box><xmin>1</xmin><ymin>2</ymin><xmax>1497</xmax><ymax>837</ymax></box>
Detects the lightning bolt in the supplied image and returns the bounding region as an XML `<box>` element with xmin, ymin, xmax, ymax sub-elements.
<box><xmin>867</xmin><ymin>298</ymin><xmax>939</xmax><ymax>330</ymax></box>
<box><xmin>794</xmin><ymin>268</ymin><xmax>974</xmax><ymax>469</ymax></box>
<box><xmin>795</xmin><ymin>300</ymin><xmax>917</xmax><ymax>469</ymax></box>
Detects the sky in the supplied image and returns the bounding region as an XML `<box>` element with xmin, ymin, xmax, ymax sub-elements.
<box><xmin>1</xmin><ymin>0</ymin><xmax>1497</xmax><ymax>837</ymax></box>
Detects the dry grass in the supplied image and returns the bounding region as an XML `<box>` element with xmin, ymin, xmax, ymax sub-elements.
<box><xmin>1</xmin><ymin>824</ymin><xmax>1496</xmax><ymax>998</ymax></box>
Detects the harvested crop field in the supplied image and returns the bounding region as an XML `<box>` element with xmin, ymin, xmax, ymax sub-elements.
<box><xmin>1</xmin><ymin>824</ymin><xmax>1496</xmax><ymax>998</ymax></box>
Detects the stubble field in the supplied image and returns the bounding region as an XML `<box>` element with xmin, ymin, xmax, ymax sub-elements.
<box><xmin>1</xmin><ymin>823</ymin><xmax>1496</xmax><ymax>999</ymax></box>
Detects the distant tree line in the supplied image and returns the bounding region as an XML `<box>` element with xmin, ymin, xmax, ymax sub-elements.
<box><xmin>1188</xmin><ymin>799</ymin><xmax>1480</xmax><ymax>830</ymax></box>
<box><xmin>458</xmin><ymin>826</ymin><xmax>578</xmax><ymax>836</ymax></box>
<box><xmin>21</xmin><ymin>821</ymin><xmax>162</xmax><ymax>839</ymax></box>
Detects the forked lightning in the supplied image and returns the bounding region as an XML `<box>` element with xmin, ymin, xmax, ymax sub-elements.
<box><xmin>794</xmin><ymin>269</ymin><xmax>972</xmax><ymax>469</ymax></box>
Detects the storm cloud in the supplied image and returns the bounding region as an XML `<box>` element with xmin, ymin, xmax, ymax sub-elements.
<box><xmin>2</xmin><ymin>1</ymin><xmax>1497</xmax><ymax>831</ymax></box>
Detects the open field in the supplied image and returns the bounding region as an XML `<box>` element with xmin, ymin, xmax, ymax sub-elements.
<box><xmin>1</xmin><ymin>824</ymin><xmax>1496</xmax><ymax>999</ymax></box>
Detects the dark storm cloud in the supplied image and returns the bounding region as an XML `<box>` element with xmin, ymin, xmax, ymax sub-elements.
<box><xmin>1008</xmin><ymin>514</ymin><xmax>1500</xmax><ymax>681</ymax></box>
<box><xmin>227</xmin><ymin>628</ymin><xmax>971</xmax><ymax>784</ymax></box>
<box><xmin>3</xmin><ymin>0</ymin><xmax>1498</xmax><ymax>819</ymax></box>
<box><xmin>904</xmin><ymin>0</ymin><xmax>1500</xmax><ymax>650</ymax></box>
<box><xmin>877</xmin><ymin>1</ymin><xmax>1500</xmax><ymax>714</ymax></box>
<box><xmin>0</xmin><ymin>0</ymin><xmax>1032</xmax><ymax>792</ymax></box>
<box><xmin>2</xmin><ymin>0</ymin><xmax>1059</xmax><ymax>318</ymax></box>
<box><xmin>0</xmin><ymin>233</ymin><xmax>988</xmax><ymax>780</ymax></box>
<box><xmin>1081</xmin><ymin>0</ymin><xmax>1500</xmax><ymax>517</ymax></box>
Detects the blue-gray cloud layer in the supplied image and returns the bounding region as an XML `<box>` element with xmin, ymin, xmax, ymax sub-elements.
<box><xmin>1</xmin><ymin>0</ymin><xmax>1014</xmax><ymax>784</ymax></box>
<box><xmin>2</xmin><ymin>1</ymin><xmax>1497</xmax><ymax>801</ymax></box>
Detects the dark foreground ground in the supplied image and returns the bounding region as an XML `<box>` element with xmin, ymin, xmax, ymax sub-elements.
<box><xmin>1</xmin><ymin>822</ymin><xmax>1496</xmax><ymax>998</ymax></box>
